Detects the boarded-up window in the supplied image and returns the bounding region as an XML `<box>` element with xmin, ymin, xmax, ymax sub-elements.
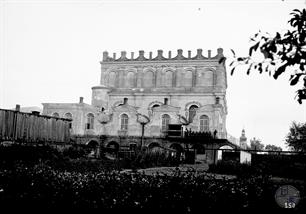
<box><xmin>109</xmin><ymin>72</ymin><xmax>116</xmax><ymax>87</ymax></box>
<box><xmin>196</xmin><ymin>71</ymin><xmax>205</xmax><ymax>86</ymax></box>
<box><xmin>197</xmin><ymin>69</ymin><xmax>213</xmax><ymax>86</ymax></box>
<box><xmin>143</xmin><ymin>71</ymin><xmax>154</xmax><ymax>88</ymax></box>
<box><xmin>204</xmin><ymin>70</ymin><xmax>213</xmax><ymax>86</ymax></box>
<box><xmin>183</xmin><ymin>70</ymin><xmax>192</xmax><ymax>87</ymax></box>
<box><xmin>200</xmin><ymin>115</ymin><xmax>209</xmax><ymax>132</ymax></box>
<box><xmin>126</xmin><ymin>71</ymin><xmax>135</xmax><ymax>88</ymax></box>
<box><xmin>164</xmin><ymin>71</ymin><xmax>173</xmax><ymax>87</ymax></box>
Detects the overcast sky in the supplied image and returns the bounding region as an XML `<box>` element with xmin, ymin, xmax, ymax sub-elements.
<box><xmin>1</xmin><ymin>0</ymin><xmax>306</xmax><ymax>149</ymax></box>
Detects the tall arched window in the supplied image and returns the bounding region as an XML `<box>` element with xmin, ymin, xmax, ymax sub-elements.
<box><xmin>64</xmin><ymin>112</ymin><xmax>73</xmax><ymax>129</ymax></box>
<box><xmin>143</xmin><ymin>71</ymin><xmax>154</xmax><ymax>88</ymax></box>
<box><xmin>52</xmin><ymin>112</ymin><xmax>59</xmax><ymax>118</ymax></box>
<box><xmin>162</xmin><ymin>114</ymin><xmax>170</xmax><ymax>132</ymax></box>
<box><xmin>200</xmin><ymin>115</ymin><xmax>209</xmax><ymax>132</ymax></box>
<box><xmin>120</xmin><ymin>114</ymin><xmax>129</xmax><ymax>131</ymax></box>
<box><xmin>86</xmin><ymin>113</ymin><xmax>94</xmax><ymax>130</ymax></box>
<box><xmin>164</xmin><ymin>71</ymin><xmax>173</xmax><ymax>87</ymax></box>
<box><xmin>126</xmin><ymin>71</ymin><xmax>135</xmax><ymax>88</ymax></box>
<box><xmin>196</xmin><ymin>71</ymin><xmax>206</xmax><ymax>86</ymax></box>
<box><xmin>108</xmin><ymin>71</ymin><xmax>116</xmax><ymax>87</ymax></box>
<box><xmin>183</xmin><ymin>70</ymin><xmax>193</xmax><ymax>87</ymax></box>
<box><xmin>189</xmin><ymin>105</ymin><xmax>198</xmax><ymax>123</ymax></box>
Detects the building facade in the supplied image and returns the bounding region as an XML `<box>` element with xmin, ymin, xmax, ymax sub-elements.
<box><xmin>42</xmin><ymin>48</ymin><xmax>228</xmax><ymax>147</ymax></box>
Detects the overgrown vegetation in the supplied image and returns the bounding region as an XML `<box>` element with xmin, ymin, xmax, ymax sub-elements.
<box><xmin>1</xmin><ymin>161</ymin><xmax>305</xmax><ymax>210</ymax></box>
<box><xmin>209</xmin><ymin>157</ymin><xmax>306</xmax><ymax>180</ymax></box>
<box><xmin>208</xmin><ymin>160</ymin><xmax>259</xmax><ymax>179</ymax></box>
<box><xmin>118</xmin><ymin>150</ymin><xmax>180</xmax><ymax>169</ymax></box>
<box><xmin>0</xmin><ymin>144</ymin><xmax>305</xmax><ymax>210</ymax></box>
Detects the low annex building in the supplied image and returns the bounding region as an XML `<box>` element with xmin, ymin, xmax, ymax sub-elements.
<box><xmin>42</xmin><ymin>48</ymin><xmax>228</xmax><ymax>152</ymax></box>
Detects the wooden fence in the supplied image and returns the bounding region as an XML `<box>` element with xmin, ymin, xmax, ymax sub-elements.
<box><xmin>0</xmin><ymin>108</ymin><xmax>71</xmax><ymax>144</ymax></box>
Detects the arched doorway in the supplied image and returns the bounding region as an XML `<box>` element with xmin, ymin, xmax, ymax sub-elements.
<box><xmin>169</xmin><ymin>143</ymin><xmax>184</xmax><ymax>160</ymax></box>
<box><xmin>105</xmin><ymin>141</ymin><xmax>120</xmax><ymax>159</ymax></box>
<box><xmin>189</xmin><ymin>105</ymin><xmax>198</xmax><ymax>123</ymax></box>
<box><xmin>148</xmin><ymin>142</ymin><xmax>163</xmax><ymax>153</ymax></box>
<box><xmin>217</xmin><ymin>145</ymin><xmax>234</xmax><ymax>161</ymax></box>
<box><xmin>86</xmin><ymin>140</ymin><xmax>100</xmax><ymax>158</ymax></box>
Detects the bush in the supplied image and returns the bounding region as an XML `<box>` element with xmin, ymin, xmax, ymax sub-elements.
<box><xmin>0</xmin><ymin>144</ymin><xmax>121</xmax><ymax>172</ymax></box>
<box><xmin>62</xmin><ymin>145</ymin><xmax>87</xmax><ymax>159</ymax></box>
<box><xmin>119</xmin><ymin>150</ymin><xmax>180</xmax><ymax>169</ymax></box>
<box><xmin>0</xmin><ymin>144</ymin><xmax>62</xmax><ymax>164</ymax></box>
<box><xmin>208</xmin><ymin>160</ymin><xmax>261</xmax><ymax>178</ymax></box>
<box><xmin>0</xmin><ymin>162</ymin><xmax>304</xmax><ymax>210</ymax></box>
<box><xmin>252</xmin><ymin>154</ymin><xmax>306</xmax><ymax>180</ymax></box>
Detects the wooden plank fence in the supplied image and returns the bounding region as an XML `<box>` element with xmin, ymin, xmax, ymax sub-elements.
<box><xmin>0</xmin><ymin>108</ymin><xmax>71</xmax><ymax>144</ymax></box>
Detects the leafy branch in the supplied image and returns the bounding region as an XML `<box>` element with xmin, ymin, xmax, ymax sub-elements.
<box><xmin>221</xmin><ymin>8</ymin><xmax>306</xmax><ymax>104</ymax></box>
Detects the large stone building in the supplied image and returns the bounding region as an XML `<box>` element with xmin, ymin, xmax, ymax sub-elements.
<box><xmin>42</xmin><ymin>48</ymin><xmax>228</xmax><ymax>151</ymax></box>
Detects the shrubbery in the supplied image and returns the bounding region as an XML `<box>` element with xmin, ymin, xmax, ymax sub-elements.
<box><xmin>209</xmin><ymin>155</ymin><xmax>306</xmax><ymax>180</ymax></box>
<box><xmin>62</xmin><ymin>145</ymin><xmax>87</xmax><ymax>159</ymax></box>
<box><xmin>252</xmin><ymin>154</ymin><xmax>306</xmax><ymax>180</ymax></box>
<box><xmin>1</xmin><ymin>162</ymin><xmax>303</xmax><ymax>210</ymax></box>
<box><xmin>119</xmin><ymin>150</ymin><xmax>180</xmax><ymax>169</ymax></box>
<box><xmin>0</xmin><ymin>144</ymin><xmax>305</xmax><ymax>211</ymax></box>
<box><xmin>208</xmin><ymin>160</ymin><xmax>260</xmax><ymax>178</ymax></box>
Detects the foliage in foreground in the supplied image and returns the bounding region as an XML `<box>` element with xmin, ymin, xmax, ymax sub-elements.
<box><xmin>209</xmin><ymin>157</ymin><xmax>306</xmax><ymax>180</ymax></box>
<box><xmin>285</xmin><ymin>121</ymin><xmax>306</xmax><ymax>152</ymax></box>
<box><xmin>0</xmin><ymin>162</ymin><xmax>304</xmax><ymax>211</ymax></box>
<box><xmin>118</xmin><ymin>150</ymin><xmax>180</xmax><ymax>170</ymax></box>
<box><xmin>0</xmin><ymin>144</ymin><xmax>180</xmax><ymax>171</ymax></box>
<box><xmin>225</xmin><ymin>8</ymin><xmax>306</xmax><ymax>104</ymax></box>
<box><xmin>208</xmin><ymin>160</ymin><xmax>258</xmax><ymax>178</ymax></box>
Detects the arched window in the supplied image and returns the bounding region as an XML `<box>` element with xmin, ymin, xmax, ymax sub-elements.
<box><xmin>120</xmin><ymin>114</ymin><xmax>129</xmax><ymax>131</ymax></box>
<box><xmin>86</xmin><ymin>113</ymin><xmax>94</xmax><ymax>130</ymax></box>
<box><xmin>162</xmin><ymin>114</ymin><xmax>170</xmax><ymax>132</ymax></box>
<box><xmin>143</xmin><ymin>71</ymin><xmax>154</xmax><ymax>88</ymax></box>
<box><xmin>52</xmin><ymin>112</ymin><xmax>59</xmax><ymax>118</ymax></box>
<box><xmin>64</xmin><ymin>112</ymin><xmax>72</xmax><ymax>119</ymax></box>
<box><xmin>164</xmin><ymin>71</ymin><xmax>173</xmax><ymax>87</ymax></box>
<box><xmin>196</xmin><ymin>71</ymin><xmax>206</xmax><ymax>86</ymax></box>
<box><xmin>183</xmin><ymin>70</ymin><xmax>193</xmax><ymax>87</ymax></box>
<box><xmin>126</xmin><ymin>71</ymin><xmax>135</xmax><ymax>88</ymax></box>
<box><xmin>152</xmin><ymin>104</ymin><xmax>160</xmax><ymax>109</ymax></box>
<box><xmin>200</xmin><ymin>115</ymin><xmax>209</xmax><ymax>132</ymax></box>
<box><xmin>64</xmin><ymin>112</ymin><xmax>73</xmax><ymax>129</ymax></box>
<box><xmin>108</xmin><ymin>71</ymin><xmax>116</xmax><ymax>87</ymax></box>
<box><xmin>197</xmin><ymin>69</ymin><xmax>213</xmax><ymax>86</ymax></box>
<box><xmin>189</xmin><ymin>105</ymin><xmax>198</xmax><ymax>123</ymax></box>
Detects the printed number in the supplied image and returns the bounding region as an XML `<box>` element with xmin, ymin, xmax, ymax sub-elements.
<box><xmin>285</xmin><ymin>202</ymin><xmax>295</xmax><ymax>208</ymax></box>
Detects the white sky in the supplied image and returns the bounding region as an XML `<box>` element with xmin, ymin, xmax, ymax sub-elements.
<box><xmin>1</xmin><ymin>0</ymin><xmax>306</xmax><ymax>149</ymax></box>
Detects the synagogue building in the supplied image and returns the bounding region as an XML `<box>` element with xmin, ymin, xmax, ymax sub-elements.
<box><xmin>42</xmin><ymin>48</ymin><xmax>228</xmax><ymax>151</ymax></box>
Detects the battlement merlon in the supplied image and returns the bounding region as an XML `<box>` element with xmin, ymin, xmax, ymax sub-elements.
<box><xmin>100</xmin><ymin>48</ymin><xmax>224</xmax><ymax>63</ymax></box>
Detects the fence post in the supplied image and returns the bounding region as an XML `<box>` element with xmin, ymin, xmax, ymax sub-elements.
<box><xmin>12</xmin><ymin>104</ymin><xmax>20</xmax><ymax>142</ymax></box>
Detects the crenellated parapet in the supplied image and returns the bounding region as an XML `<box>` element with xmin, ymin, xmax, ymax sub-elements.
<box><xmin>102</xmin><ymin>48</ymin><xmax>224</xmax><ymax>62</ymax></box>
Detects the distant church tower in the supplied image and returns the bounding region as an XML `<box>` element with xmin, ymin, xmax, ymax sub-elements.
<box><xmin>239</xmin><ymin>129</ymin><xmax>248</xmax><ymax>149</ymax></box>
